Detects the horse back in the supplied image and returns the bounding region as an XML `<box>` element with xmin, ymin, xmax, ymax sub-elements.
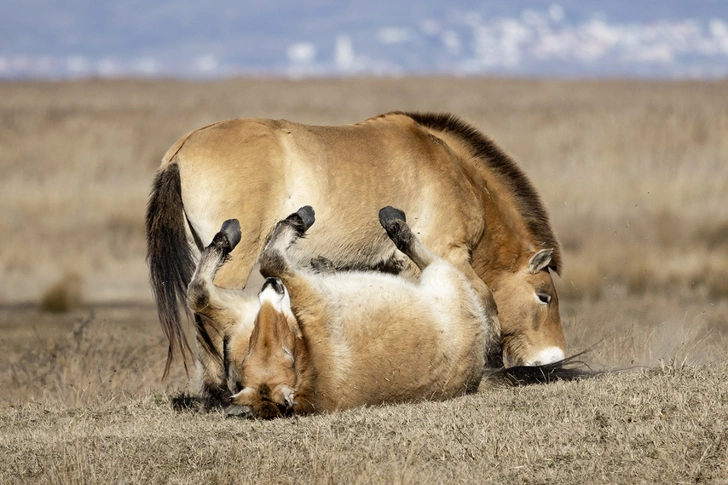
<box><xmin>167</xmin><ymin>115</ymin><xmax>487</xmax><ymax>286</ymax></box>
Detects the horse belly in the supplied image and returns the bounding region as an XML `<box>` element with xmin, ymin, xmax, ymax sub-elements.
<box><xmin>317</xmin><ymin>275</ymin><xmax>481</xmax><ymax>408</ymax></box>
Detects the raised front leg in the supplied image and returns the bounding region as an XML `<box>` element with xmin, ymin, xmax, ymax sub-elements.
<box><xmin>188</xmin><ymin>219</ymin><xmax>242</xmax><ymax>312</ymax></box>
<box><xmin>259</xmin><ymin>206</ymin><xmax>315</xmax><ymax>279</ymax></box>
<box><xmin>450</xmin><ymin>253</ymin><xmax>503</xmax><ymax>369</ymax></box>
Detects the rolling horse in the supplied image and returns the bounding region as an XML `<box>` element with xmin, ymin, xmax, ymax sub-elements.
<box><xmin>190</xmin><ymin>206</ymin><xmax>491</xmax><ymax>417</ymax></box>
<box><xmin>146</xmin><ymin>111</ymin><xmax>566</xmax><ymax>398</ymax></box>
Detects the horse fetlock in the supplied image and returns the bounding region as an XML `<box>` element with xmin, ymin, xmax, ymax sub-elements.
<box><xmin>258</xmin><ymin>248</ymin><xmax>290</xmax><ymax>279</ymax></box>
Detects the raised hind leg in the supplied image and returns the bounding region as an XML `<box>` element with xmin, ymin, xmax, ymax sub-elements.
<box><xmin>379</xmin><ymin>206</ymin><xmax>503</xmax><ymax>369</ymax></box>
<box><xmin>378</xmin><ymin>206</ymin><xmax>439</xmax><ymax>271</ymax></box>
<box><xmin>187</xmin><ymin>220</ymin><xmax>258</xmax><ymax>407</ymax></box>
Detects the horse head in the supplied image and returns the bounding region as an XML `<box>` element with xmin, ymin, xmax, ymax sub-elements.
<box><xmin>490</xmin><ymin>248</ymin><xmax>566</xmax><ymax>367</ymax></box>
<box><xmin>228</xmin><ymin>277</ymin><xmax>301</xmax><ymax>419</ymax></box>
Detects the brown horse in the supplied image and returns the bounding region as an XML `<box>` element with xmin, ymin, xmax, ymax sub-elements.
<box><xmin>191</xmin><ymin>206</ymin><xmax>490</xmax><ymax>417</ymax></box>
<box><xmin>146</xmin><ymin>111</ymin><xmax>565</xmax><ymax>392</ymax></box>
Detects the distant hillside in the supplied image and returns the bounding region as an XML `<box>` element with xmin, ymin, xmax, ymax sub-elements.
<box><xmin>2</xmin><ymin>0</ymin><xmax>728</xmax><ymax>78</ymax></box>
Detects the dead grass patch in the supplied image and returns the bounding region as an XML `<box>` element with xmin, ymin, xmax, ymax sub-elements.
<box><xmin>1</xmin><ymin>362</ymin><xmax>726</xmax><ymax>484</ymax></box>
<box><xmin>39</xmin><ymin>272</ymin><xmax>83</xmax><ymax>313</ymax></box>
<box><xmin>1</xmin><ymin>299</ymin><xmax>726</xmax><ymax>483</ymax></box>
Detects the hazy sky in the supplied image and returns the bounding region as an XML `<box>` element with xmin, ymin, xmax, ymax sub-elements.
<box><xmin>2</xmin><ymin>1</ymin><xmax>727</xmax><ymax>78</ymax></box>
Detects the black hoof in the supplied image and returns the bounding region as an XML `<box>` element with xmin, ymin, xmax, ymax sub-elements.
<box><xmin>378</xmin><ymin>206</ymin><xmax>406</xmax><ymax>227</ymax></box>
<box><xmin>220</xmin><ymin>219</ymin><xmax>242</xmax><ymax>249</ymax></box>
<box><xmin>296</xmin><ymin>206</ymin><xmax>316</xmax><ymax>231</ymax></box>
<box><xmin>211</xmin><ymin>219</ymin><xmax>241</xmax><ymax>253</ymax></box>
<box><xmin>285</xmin><ymin>206</ymin><xmax>316</xmax><ymax>235</ymax></box>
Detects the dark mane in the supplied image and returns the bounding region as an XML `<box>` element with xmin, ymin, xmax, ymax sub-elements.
<box><xmin>398</xmin><ymin>111</ymin><xmax>562</xmax><ymax>275</ymax></box>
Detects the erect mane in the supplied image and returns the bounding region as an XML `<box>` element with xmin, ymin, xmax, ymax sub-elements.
<box><xmin>399</xmin><ymin>111</ymin><xmax>562</xmax><ymax>275</ymax></box>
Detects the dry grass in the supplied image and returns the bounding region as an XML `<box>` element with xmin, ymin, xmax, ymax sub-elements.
<box><xmin>1</xmin><ymin>78</ymin><xmax>727</xmax><ymax>483</ymax></box>
<box><xmin>39</xmin><ymin>273</ymin><xmax>83</xmax><ymax>313</ymax></box>
<box><xmin>3</xmin><ymin>367</ymin><xmax>727</xmax><ymax>484</ymax></box>
<box><xmin>0</xmin><ymin>306</ymin><xmax>726</xmax><ymax>484</ymax></box>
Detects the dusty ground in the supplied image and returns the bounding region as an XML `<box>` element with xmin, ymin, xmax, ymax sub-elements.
<box><xmin>1</xmin><ymin>78</ymin><xmax>727</xmax><ymax>483</ymax></box>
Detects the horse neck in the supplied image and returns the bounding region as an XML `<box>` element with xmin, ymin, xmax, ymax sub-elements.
<box><xmin>468</xmin><ymin>162</ymin><xmax>535</xmax><ymax>285</ymax></box>
<box><xmin>290</xmin><ymin>336</ymin><xmax>318</xmax><ymax>414</ymax></box>
<box><xmin>288</xmin><ymin>295</ymin><xmax>335</xmax><ymax>414</ymax></box>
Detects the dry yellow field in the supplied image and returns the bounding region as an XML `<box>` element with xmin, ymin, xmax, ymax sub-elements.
<box><xmin>1</xmin><ymin>78</ymin><xmax>727</xmax><ymax>483</ymax></box>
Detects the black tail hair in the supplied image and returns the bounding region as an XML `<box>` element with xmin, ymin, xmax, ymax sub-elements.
<box><xmin>146</xmin><ymin>163</ymin><xmax>195</xmax><ymax>379</ymax></box>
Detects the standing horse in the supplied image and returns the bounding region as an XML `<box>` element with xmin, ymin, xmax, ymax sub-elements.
<box><xmin>146</xmin><ymin>111</ymin><xmax>565</xmax><ymax>393</ymax></box>
<box><xmin>190</xmin><ymin>206</ymin><xmax>489</xmax><ymax>417</ymax></box>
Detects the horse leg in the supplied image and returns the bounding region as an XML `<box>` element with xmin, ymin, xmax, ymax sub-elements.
<box><xmin>449</xmin><ymin>252</ymin><xmax>503</xmax><ymax>369</ymax></box>
<box><xmin>258</xmin><ymin>206</ymin><xmax>315</xmax><ymax>279</ymax></box>
<box><xmin>187</xmin><ymin>220</ymin><xmax>245</xmax><ymax>406</ymax></box>
<box><xmin>380</xmin><ymin>206</ymin><xmax>503</xmax><ymax>368</ymax></box>
<box><xmin>378</xmin><ymin>206</ymin><xmax>439</xmax><ymax>271</ymax></box>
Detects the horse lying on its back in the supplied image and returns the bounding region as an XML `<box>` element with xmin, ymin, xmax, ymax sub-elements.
<box><xmin>188</xmin><ymin>206</ymin><xmax>490</xmax><ymax>417</ymax></box>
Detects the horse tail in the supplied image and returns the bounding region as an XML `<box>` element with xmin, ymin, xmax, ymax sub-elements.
<box><xmin>146</xmin><ymin>162</ymin><xmax>195</xmax><ymax>380</ymax></box>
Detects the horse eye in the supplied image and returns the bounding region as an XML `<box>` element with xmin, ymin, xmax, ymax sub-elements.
<box><xmin>536</xmin><ymin>293</ymin><xmax>552</xmax><ymax>305</ymax></box>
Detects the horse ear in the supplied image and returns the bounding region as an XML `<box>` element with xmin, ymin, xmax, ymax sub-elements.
<box><xmin>528</xmin><ymin>249</ymin><xmax>553</xmax><ymax>274</ymax></box>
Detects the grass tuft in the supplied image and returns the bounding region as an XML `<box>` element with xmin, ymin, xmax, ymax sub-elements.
<box><xmin>39</xmin><ymin>272</ymin><xmax>83</xmax><ymax>313</ymax></box>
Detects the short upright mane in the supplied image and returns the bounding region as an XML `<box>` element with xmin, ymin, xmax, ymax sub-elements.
<box><xmin>400</xmin><ymin>111</ymin><xmax>562</xmax><ymax>275</ymax></box>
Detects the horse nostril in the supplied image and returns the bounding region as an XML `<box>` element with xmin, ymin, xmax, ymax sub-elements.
<box><xmin>262</xmin><ymin>277</ymin><xmax>285</xmax><ymax>295</ymax></box>
<box><xmin>273</xmin><ymin>279</ymin><xmax>284</xmax><ymax>294</ymax></box>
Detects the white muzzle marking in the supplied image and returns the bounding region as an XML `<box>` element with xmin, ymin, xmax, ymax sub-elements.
<box><xmin>525</xmin><ymin>346</ymin><xmax>565</xmax><ymax>366</ymax></box>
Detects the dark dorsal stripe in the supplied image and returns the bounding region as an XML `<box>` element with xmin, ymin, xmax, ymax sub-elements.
<box><xmin>398</xmin><ymin>111</ymin><xmax>562</xmax><ymax>275</ymax></box>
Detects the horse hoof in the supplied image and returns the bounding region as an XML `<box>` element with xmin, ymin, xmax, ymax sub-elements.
<box><xmin>296</xmin><ymin>206</ymin><xmax>316</xmax><ymax>231</ymax></box>
<box><xmin>378</xmin><ymin>206</ymin><xmax>406</xmax><ymax>227</ymax></box>
<box><xmin>220</xmin><ymin>219</ymin><xmax>242</xmax><ymax>249</ymax></box>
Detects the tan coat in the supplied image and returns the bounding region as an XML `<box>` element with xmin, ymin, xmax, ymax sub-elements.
<box><xmin>147</xmin><ymin>112</ymin><xmax>565</xmax><ymax>390</ymax></box>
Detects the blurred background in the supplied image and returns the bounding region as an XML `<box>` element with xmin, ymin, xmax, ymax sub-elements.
<box><xmin>1</xmin><ymin>2</ymin><xmax>727</xmax><ymax>387</ymax></box>
<box><xmin>3</xmin><ymin>0</ymin><xmax>728</xmax><ymax>79</ymax></box>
